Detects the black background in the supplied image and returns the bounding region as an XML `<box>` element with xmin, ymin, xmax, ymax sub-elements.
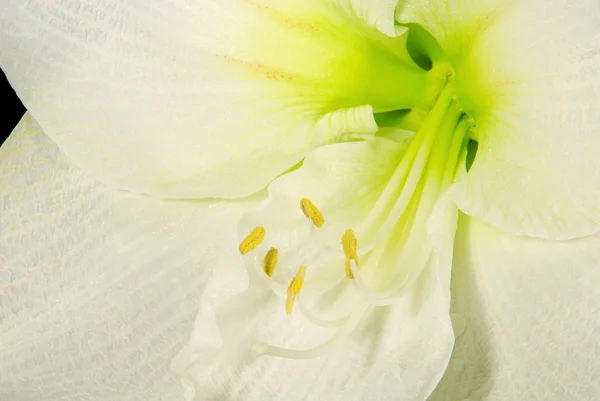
<box><xmin>1</xmin><ymin>68</ymin><xmax>26</xmax><ymax>146</ymax></box>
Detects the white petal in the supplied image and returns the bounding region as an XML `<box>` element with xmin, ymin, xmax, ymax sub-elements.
<box><xmin>430</xmin><ymin>214</ymin><xmax>600</xmax><ymax>401</ymax></box>
<box><xmin>399</xmin><ymin>0</ymin><xmax>600</xmax><ymax>239</ymax></box>
<box><xmin>0</xmin><ymin>114</ymin><xmax>257</xmax><ymax>400</ymax></box>
<box><xmin>174</xmin><ymin>202</ymin><xmax>457</xmax><ymax>401</ymax></box>
<box><xmin>0</xmin><ymin>0</ymin><xmax>427</xmax><ymax>199</ymax></box>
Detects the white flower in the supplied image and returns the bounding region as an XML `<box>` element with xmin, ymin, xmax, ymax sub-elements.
<box><xmin>0</xmin><ymin>1</ymin><xmax>599</xmax><ymax>401</ymax></box>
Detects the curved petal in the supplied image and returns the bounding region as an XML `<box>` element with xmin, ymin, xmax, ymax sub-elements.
<box><xmin>173</xmin><ymin>204</ymin><xmax>456</xmax><ymax>401</ymax></box>
<box><xmin>0</xmin><ymin>114</ymin><xmax>258</xmax><ymax>400</ymax></box>
<box><xmin>0</xmin><ymin>0</ymin><xmax>429</xmax><ymax>199</ymax></box>
<box><xmin>430</xmin><ymin>214</ymin><xmax>600</xmax><ymax>401</ymax></box>
<box><xmin>239</xmin><ymin>133</ymin><xmax>414</xmax><ymax>253</ymax></box>
<box><xmin>337</xmin><ymin>0</ymin><xmax>403</xmax><ymax>37</ymax></box>
<box><xmin>173</xmin><ymin>136</ymin><xmax>459</xmax><ymax>400</ymax></box>
<box><xmin>398</xmin><ymin>0</ymin><xmax>600</xmax><ymax>239</ymax></box>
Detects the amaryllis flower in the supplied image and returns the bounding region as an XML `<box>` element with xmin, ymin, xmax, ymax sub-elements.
<box><xmin>0</xmin><ymin>1</ymin><xmax>599</xmax><ymax>400</ymax></box>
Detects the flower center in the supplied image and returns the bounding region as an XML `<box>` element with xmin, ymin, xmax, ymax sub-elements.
<box><xmin>231</xmin><ymin>20</ymin><xmax>483</xmax><ymax>359</ymax></box>
<box><xmin>236</xmin><ymin>63</ymin><xmax>474</xmax><ymax>359</ymax></box>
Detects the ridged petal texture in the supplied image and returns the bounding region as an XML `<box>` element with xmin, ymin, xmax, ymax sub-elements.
<box><xmin>0</xmin><ymin>114</ymin><xmax>256</xmax><ymax>400</ymax></box>
<box><xmin>0</xmin><ymin>0</ymin><xmax>422</xmax><ymax>199</ymax></box>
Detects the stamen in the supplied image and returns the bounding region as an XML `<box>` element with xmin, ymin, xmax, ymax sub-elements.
<box><xmin>285</xmin><ymin>266</ymin><xmax>307</xmax><ymax>315</ymax></box>
<box><xmin>341</xmin><ymin>229</ymin><xmax>358</xmax><ymax>279</ymax></box>
<box><xmin>239</xmin><ymin>226</ymin><xmax>266</xmax><ymax>254</ymax></box>
<box><xmin>263</xmin><ymin>247</ymin><xmax>278</xmax><ymax>277</ymax></box>
<box><xmin>300</xmin><ymin>198</ymin><xmax>325</xmax><ymax>228</ymax></box>
<box><xmin>251</xmin><ymin>305</ymin><xmax>368</xmax><ymax>359</ymax></box>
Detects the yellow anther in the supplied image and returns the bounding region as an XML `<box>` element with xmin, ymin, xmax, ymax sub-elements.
<box><xmin>344</xmin><ymin>258</ymin><xmax>354</xmax><ymax>280</ymax></box>
<box><xmin>285</xmin><ymin>266</ymin><xmax>307</xmax><ymax>315</ymax></box>
<box><xmin>263</xmin><ymin>247</ymin><xmax>278</xmax><ymax>277</ymax></box>
<box><xmin>341</xmin><ymin>229</ymin><xmax>358</xmax><ymax>280</ymax></box>
<box><xmin>341</xmin><ymin>229</ymin><xmax>358</xmax><ymax>262</ymax></box>
<box><xmin>300</xmin><ymin>198</ymin><xmax>325</xmax><ymax>228</ymax></box>
<box><xmin>239</xmin><ymin>226</ymin><xmax>266</xmax><ymax>255</ymax></box>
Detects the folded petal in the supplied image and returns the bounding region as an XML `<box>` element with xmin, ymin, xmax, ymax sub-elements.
<box><xmin>0</xmin><ymin>114</ymin><xmax>257</xmax><ymax>400</ymax></box>
<box><xmin>0</xmin><ymin>0</ymin><xmax>429</xmax><ymax>198</ymax></box>
<box><xmin>174</xmin><ymin>221</ymin><xmax>455</xmax><ymax>401</ymax></box>
<box><xmin>430</xmin><ymin>214</ymin><xmax>600</xmax><ymax>401</ymax></box>
<box><xmin>398</xmin><ymin>0</ymin><xmax>600</xmax><ymax>239</ymax></box>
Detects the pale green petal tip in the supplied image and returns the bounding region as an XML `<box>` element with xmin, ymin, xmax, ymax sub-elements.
<box><xmin>397</xmin><ymin>0</ymin><xmax>600</xmax><ymax>238</ymax></box>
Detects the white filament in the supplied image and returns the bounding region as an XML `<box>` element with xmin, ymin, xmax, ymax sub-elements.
<box><xmin>251</xmin><ymin>305</ymin><xmax>369</xmax><ymax>359</ymax></box>
<box><xmin>297</xmin><ymin>294</ymin><xmax>350</xmax><ymax>328</ymax></box>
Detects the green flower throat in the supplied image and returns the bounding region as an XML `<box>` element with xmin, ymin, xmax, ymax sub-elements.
<box><xmin>235</xmin><ymin>22</ymin><xmax>482</xmax><ymax>360</ymax></box>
